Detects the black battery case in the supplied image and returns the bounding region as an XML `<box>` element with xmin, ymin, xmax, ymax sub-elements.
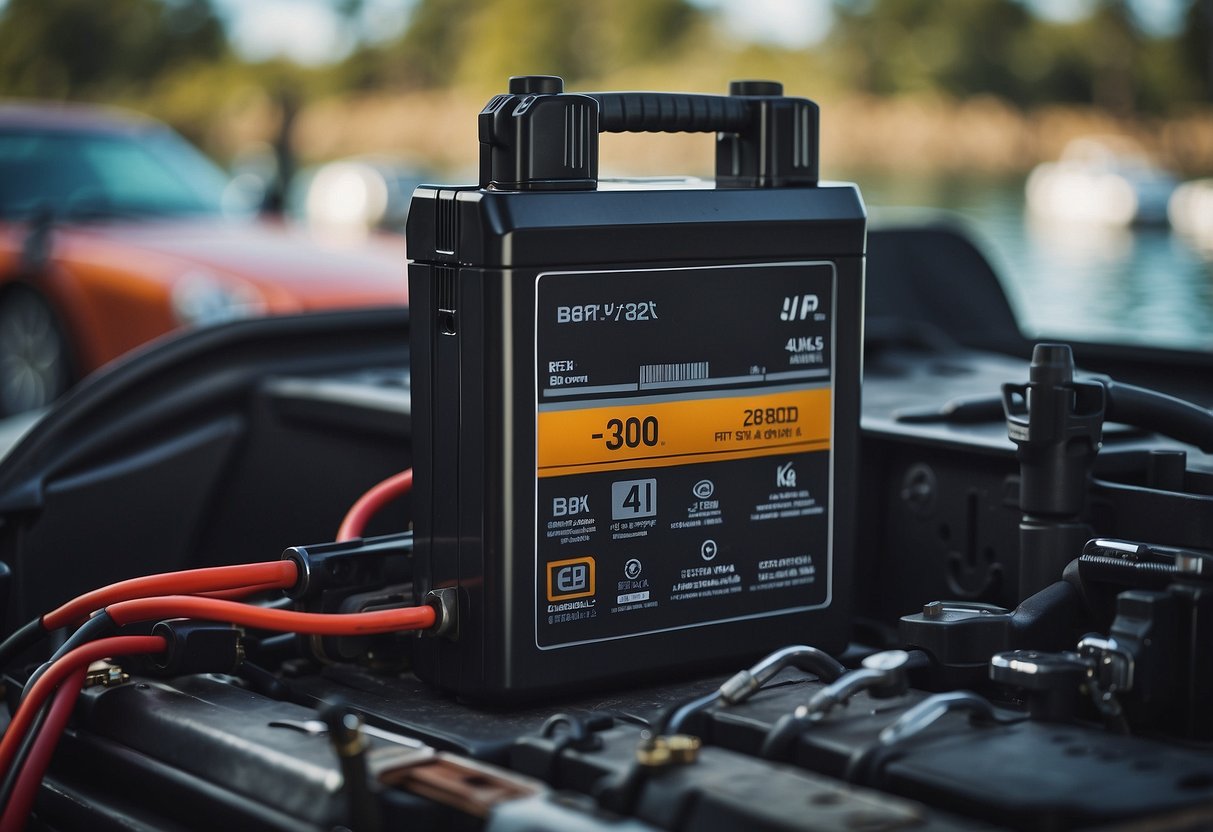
<box><xmin>407</xmin><ymin>77</ymin><xmax>865</xmax><ymax>701</ymax></box>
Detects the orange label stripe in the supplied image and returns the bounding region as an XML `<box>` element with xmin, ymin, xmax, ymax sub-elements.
<box><xmin>538</xmin><ymin>387</ymin><xmax>831</xmax><ymax>478</ymax></box>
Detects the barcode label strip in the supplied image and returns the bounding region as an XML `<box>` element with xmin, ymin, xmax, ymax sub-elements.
<box><xmin>639</xmin><ymin>362</ymin><xmax>709</xmax><ymax>385</ymax></box>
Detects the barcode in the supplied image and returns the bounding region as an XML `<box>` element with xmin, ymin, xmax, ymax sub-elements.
<box><xmin>640</xmin><ymin>362</ymin><xmax>709</xmax><ymax>384</ymax></box>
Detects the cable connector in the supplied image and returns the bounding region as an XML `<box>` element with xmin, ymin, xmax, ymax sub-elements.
<box><xmin>150</xmin><ymin>619</ymin><xmax>244</xmax><ymax>676</ymax></box>
<box><xmin>665</xmin><ymin>644</ymin><xmax>847</xmax><ymax>736</ymax></box>
<box><xmin>83</xmin><ymin>661</ymin><xmax>130</xmax><ymax>688</ymax></box>
<box><xmin>280</xmin><ymin>531</ymin><xmax>425</xmax><ymax>666</ymax></box>
<box><xmin>282</xmin><ymin>531</ymin><xmax>414</xmax><ymax>607</ymax></box>
<box><xmin>719</xmin><ymin>644</ymin><xmax>846</xmax><ymax>705</ymax></box>
<box><xmin>423</xmin><ymin>588</ymin><xmax>459</xmax><ymax>639</ymax></box>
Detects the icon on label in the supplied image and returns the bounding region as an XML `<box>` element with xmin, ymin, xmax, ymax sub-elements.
<box><xmin>546</xmin><ymin>557</ymin><xmax>596</xmax><ymax>601</ymax></box>
<box><xmin>776</xmin><ymin>461</ymin><xmax>797</xmax><ymax>488</ymax></box>
<box><xmin>557</xmin><ymin>566</ymin><xmax>586</xmax><ymax>593</ymax></box>
<box><xmin>780</xmin><ymin>294</ymin><xmax>819</xmax><ymax>321</ymax></box>
<box><xmin>612</xmin><ymin>478</ymin><xmax>657</xmax><ymax>520</ymax></box>
<box><xmin>700</xmin><ymin>539</ymin><xmax>718</xmax><ymax>561</ymax></box>
<box><xmin>692</xmin><ymin>479</ymin><xmax>715</xmax><ymax>500</ymax></box>
<box><xmin>624</xmin><ymin>558</ymin><xmax>643</xmax><ymax>580</ymax></box>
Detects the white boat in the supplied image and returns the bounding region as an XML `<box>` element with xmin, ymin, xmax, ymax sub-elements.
<box><xmin>1168</xmin><ymin>177</ymin><xmax>1213</xmax><ymax>241</ymax></box>
<box><xmin>1025</xmin><ymin>136</ymin><xmax>1177</xmax><ymax>226</ymax></box>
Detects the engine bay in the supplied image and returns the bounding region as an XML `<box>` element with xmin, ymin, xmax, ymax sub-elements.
<box><xmin>0</xmin><ymin>218</ymin><xmax>1210</xmax><ymax>830</ymax></box>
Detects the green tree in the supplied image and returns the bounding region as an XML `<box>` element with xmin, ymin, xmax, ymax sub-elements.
<box><xmin>1087</xmin><ymin>0</ymin><xmax>1141</xmax><ymax>115</ymax></box>
<box><xmin>342</xmin><ymin>0</ymin><xmax>702</xmax><ymax>92</ymax></box>
<box><xmin>1180</xmin><ymin>0</ymin><xmax>1213</xmax><ymax>102</ymax></box>
<box><xmin>0</xmin><ymin>0</ymin><xmax>226</xmax><ymax>100</ymax></box>
<box><xmin>822</xmin><ymin>0</ymin><xmax>1210</xmax><ymax>114</ymax></box>
<box><xmin>828</xmin><ymin>0</ymin><xmax>1032</xmax><ymax>100</ymax></box>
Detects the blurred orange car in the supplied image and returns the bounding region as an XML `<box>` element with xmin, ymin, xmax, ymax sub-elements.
<box><xmin>0</xmin><ymin>103</ymin><xmax>408</xmax><ymax>416</ymax></box>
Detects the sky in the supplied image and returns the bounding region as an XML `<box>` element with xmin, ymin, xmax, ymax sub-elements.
<box><xmin>210</xmin><ymin>0</ymin><xmax>835</xmax><ymax>64</ymax></box>
<box><xmin>212</xmin><ymin>0</ymin><xmax>1188</xmax><ymax>66</ymax></box>
<box><xmin>212</xmin><ymin>0</ymin><xmax>410</xmax><ymax>65</ymax></box>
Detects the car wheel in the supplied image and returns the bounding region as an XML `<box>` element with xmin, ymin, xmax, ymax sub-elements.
<box><xmin>0</xmin><ymin>286</ymin><xmax>72</xmax><ymax>416</ymax></box>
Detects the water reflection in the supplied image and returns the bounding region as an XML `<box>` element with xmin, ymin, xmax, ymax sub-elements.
<box><xmin>854</xmin><ymin>173</ymin><xmax>1213</xmax><ymax>351</ymax></box>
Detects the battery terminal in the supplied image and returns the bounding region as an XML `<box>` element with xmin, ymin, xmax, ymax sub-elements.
<box><xmin>424</xmin><ymin>587</ymin><xmax>460</xmax><ymax>640</ymax></box>
<box><xmin>635</xmin><ymin>731</ymin><xmax>701</xmax><ymax>767</ymax></box>
<box><xmin>84</xmin><ymin>659</ymin><xmax>130</xmax><ymax>688</ymax></box>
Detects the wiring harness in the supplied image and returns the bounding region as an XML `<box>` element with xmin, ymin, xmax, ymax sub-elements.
<box><xmin>0</xmin><ymin>468</ymin><xmax>418</xmax><ymax>831</ymax></box>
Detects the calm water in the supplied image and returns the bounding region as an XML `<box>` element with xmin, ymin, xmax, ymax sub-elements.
<box><xmin>853</xmin><ymin>174</ymin><xmax>1213</xmax><ymax>351</ymax></box>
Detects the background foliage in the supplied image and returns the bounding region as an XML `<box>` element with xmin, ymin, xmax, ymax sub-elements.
<box><xmin>1</xmin><ymin>0</ymin><xmax>1211</xmax><ymax>173</ymax></box>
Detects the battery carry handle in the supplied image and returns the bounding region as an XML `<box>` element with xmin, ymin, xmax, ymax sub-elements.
<box><xmin>590</xmin><ymin>92</ymin><xmax>750</xmax><ymax>134</ymax></box>
<box><xmin>479</xmin><ymin>76</ymin><xmax>819</xmax><ymax>190</ymax></box>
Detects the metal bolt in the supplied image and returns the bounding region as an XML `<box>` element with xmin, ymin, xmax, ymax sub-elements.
<box><xmin>84</xmin><ymin>660</ymin><xmax>130</xmax><ymax>688</ymax></box>
<box><xmin>1176</xmin><ymin>554</ymin><xmax>1203</xmax><ymax>576</ymax></box>
<box><xmin>635</xmin><ymin>739</ymin><xmax>671</xmax><ymax>767</ymax></box>
<box><xmin>664</xmin><ymin>734</ymin><xmax>701</xmax><ymax>764</ymax></box>
<box><xmin>636</xmin><ymin>734</ymin><xmax>701</xmax><ymax>767</ymax></box>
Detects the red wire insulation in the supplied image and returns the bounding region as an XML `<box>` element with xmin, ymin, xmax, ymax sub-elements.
<box><xmin>0</xmin><ymin>636</ymin><xmax>167</xmax><ymax>782</ymax></box>
<box><xmin>197</xmin><ymin>581</ymin><xmax>291</xmax><ymax>601</ymax></box>
<box><xmin>41</xmin><ymin>562</ymin><xmax>298</xmax><ymax>631</ymax></box>
<box><xmin>337</xmin><ymin>468</ymin><xmax>413</xmax><ymax>541</ymax></box>
<box><xmin>107</xmin><ymin>595</ymin><xmax>436</xmax><ymax>634</ymax></box>
<box><xmin>0</xmin><ymin>666</ymin><xmax>87</xmax><ymax>832</ymax></box>
<box><xmin>0</xmin><ymin>583</ymin><xmax>433</xmax><ymax>825</ymax></box>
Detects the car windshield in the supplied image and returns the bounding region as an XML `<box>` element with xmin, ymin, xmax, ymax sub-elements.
<box><xmin>0</xmin><ymin>127</ymin><xmax>228</xmax><ymax>221</ymax></box>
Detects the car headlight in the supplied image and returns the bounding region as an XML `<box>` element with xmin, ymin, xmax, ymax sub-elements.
<box><xmin>170</xmin><ymin>271</ymin><xmax>266</xmax><ymax>328</ymax></box>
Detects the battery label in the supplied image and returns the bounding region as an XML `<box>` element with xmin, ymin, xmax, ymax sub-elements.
<box><xmin>535</xmin><ymin>262</ymin><xmax>836</xmax><ymax>649</ymax></box>
<box><xmin>538</xmin><ymin>387</ymin><xmax>831</xmax><ymax>475</ymax></box>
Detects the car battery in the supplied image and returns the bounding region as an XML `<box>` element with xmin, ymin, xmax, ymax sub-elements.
<box><xmin>407</xmin><ymin>76</ymin><xmax>865</xmax><ymax>699</ymax></box>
